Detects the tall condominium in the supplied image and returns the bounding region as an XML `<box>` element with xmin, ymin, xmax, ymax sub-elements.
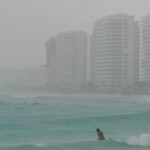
<box><xmin>141</xmin><ymin>14</ymin><xmax>150</xmax><ymax>81</ymax></box>
<box><xmin>56</xmin><ymin>31</ymin><xmax>87</xmax><ymax>89</ymax></box>
<box><xmin>90</xmin><ymin>14</ymin><xmax>140</xmax><ymax>89</ymax></box>
<box><xmin>45</xmin><ymin>37</ymin><xmax>57</xmax><ymax>86</ymax></box>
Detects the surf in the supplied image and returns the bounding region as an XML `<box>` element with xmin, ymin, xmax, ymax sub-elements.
<box><xmin>124</xmin><ymin>133</ymin><xmax>150</xmax><ymax>147</ymax></box>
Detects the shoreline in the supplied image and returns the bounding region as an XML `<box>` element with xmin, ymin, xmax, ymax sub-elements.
<box><xmin>0</xmin><ymin>91</ymin><xmax>150</xmax><ymax>99</ymax></box>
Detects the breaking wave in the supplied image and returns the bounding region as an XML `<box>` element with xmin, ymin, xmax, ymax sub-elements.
<box><xmin>124</xmin><ymin>133</ymin><xmax>150</xmax><ymax>147</ymax></box>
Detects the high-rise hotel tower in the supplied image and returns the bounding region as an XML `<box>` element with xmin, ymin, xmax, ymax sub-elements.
<box><xmin>141</xmin><ymin>14</ymin><xmax>150</xmax><ymax>81</ymax></box>
<box><xmin>46</xmin><ymin>37</ymin><xmax>57</xmax><ymax>86</ymax></box>
<box><xmin>46</xmin><ymin>31</ymin><xmax>87</xmax><ymax>89</ymax></box>
<box><xmin>90</xmin><ymin>14</ymin><xmax>140</xmax><ymax>89</ymax></box>
<box><xmin>56</xmin><ymin>31</ymin><xmax>87</xmax><ymax>89</ymax></box>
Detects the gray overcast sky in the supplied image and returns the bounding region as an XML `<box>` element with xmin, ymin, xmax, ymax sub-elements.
<box><xmin>0</xmin><ymin>0</ymin><xmax>150</xmax><ymax>68</ymax></box>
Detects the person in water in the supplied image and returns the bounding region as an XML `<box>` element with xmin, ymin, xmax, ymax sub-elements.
<box><xmin>96</xmin><ymin>128</ymin><xmax>105</xmax><ymax>141</ymax></box>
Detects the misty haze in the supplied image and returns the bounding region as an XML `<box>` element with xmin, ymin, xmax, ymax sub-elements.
<box><xmin>0</xmin><ymin>0</ymin><xmax>149</xmax><ymax>95</ymax></box>
<box><xmin>0</xmin><ymin>0</ymin><xmax>150</xmax><ymax>150</ymax></box>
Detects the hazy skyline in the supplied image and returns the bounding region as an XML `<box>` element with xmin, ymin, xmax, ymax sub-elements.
<box><xmin>0</xmin><ymin>0</ymin><xmax>150</xmax><ymax>68</ymax></box>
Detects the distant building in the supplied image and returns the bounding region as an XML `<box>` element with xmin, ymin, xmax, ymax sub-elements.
<box><xmin>141</xmin><ymin>14</ymin><xmax>150</xmax><ymax>82</ymax></box>
<box><xmin>0</xmin><ymin>68</ymin><xmax>23</xmax><ymax>86</ymax></box>
<box><xmin>56</xmin><ymin>31</ymin><xmax>87</xmax><ymax>89</ymax></box>
<box><xmin>23</xmin><ymin>66</ymin><xmax>47</xmax><ymax>87</ymax></box>
<box><xmin>0</xmin><ymin>67</ymin><xmax>47</xmax><ymax>88</ymax></box>
<box><xmin>45</xmin><ymin>37</ymin><xmax>57</xmax><ymax>86</ymax></box>
<box><xmin>90</xmin><ymin>14</ymin><xmax>140</xmax><ymax>89</ymax></box>
<box><xmin>87</xmin><ymin>35</ymin><xmax>91</xmax><ymax>82</ymax></box>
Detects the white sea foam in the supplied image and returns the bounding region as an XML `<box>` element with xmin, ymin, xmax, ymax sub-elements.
<box><xmin>125</xmin><ymin>134</ymin><xmax>150</xmax><ymax>147</ymax></box>
<box><xmin>32</xmin><ymin>143</ymin><xmax>47</xmax><ymax>147</ymax></box>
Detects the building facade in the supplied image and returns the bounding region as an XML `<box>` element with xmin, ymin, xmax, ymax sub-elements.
<box><xmin>141</xmin><ymin>14</ymin><xmax>150</xmax><ymax>82</ymax></box>
<box><xmin>56</xmin><ymin>31</ymin><xmax>87</xmax><ymax>89</ymax></box>
<box><xmin>0</xmin><ymin>67</ymin><xmax>47</xmax><ymax>88</ymax></box>
<box><xmin>90</xmin><ymin>14</ymin><xmax>140</xmax><ymax>89</ymax></box>
<box><xmin>45</xmin><ymin>37</ymin><xmax>57</xmax><ymax>86</ymax></box>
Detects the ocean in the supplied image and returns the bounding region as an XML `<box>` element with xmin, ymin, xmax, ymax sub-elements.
<box><xmin>0</xmin><ymin>94</ymin><xmax>150</xmax><ymax>150</ymax></box>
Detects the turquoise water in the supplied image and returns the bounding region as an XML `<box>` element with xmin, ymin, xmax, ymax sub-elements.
<box><xmin>0</xmin><ymin>95</ymin><xmax>150</xmax><ymax>150</ymax></box>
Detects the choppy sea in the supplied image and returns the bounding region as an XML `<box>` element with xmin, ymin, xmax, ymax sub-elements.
<box><xmin>0</xmin><ymin>94</ymin><xmax>150</xmax><ymax>150</ymax></box>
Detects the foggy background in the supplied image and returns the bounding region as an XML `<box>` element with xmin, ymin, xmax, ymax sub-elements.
<box><xmin>0</xmin><ymin>0</ymin><xmax>150</xmax><ymax>94</ymax></box>
<box><xmin>0</xmin><ymin>0</ymin><xmax>149</xmax><ymax>68</ymax></box>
